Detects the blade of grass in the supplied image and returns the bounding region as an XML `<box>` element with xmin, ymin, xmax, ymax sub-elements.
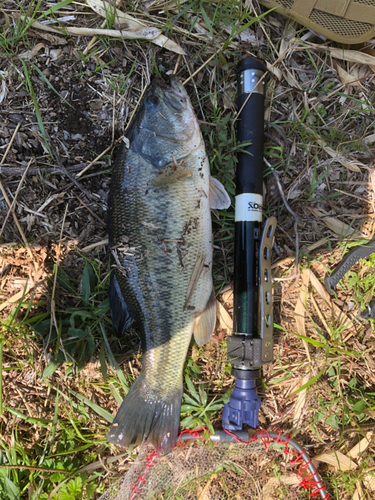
<box><xmin>37</xmin><ymin>0</ymin><xmax>76</xmax><ymax>20</ymax></box>
<box><xmin>108</xmin><ymin>382</ymin><xmax>122</xmax><ymax>406</ymax></box>
<box><xmin>65</xmin><ymin>389</ymin><xmax>114</xmax><ymax>423</ymax></box>
<box><xmin>43</xmin><ymin>380</ymin><xmax>114</xmax><ymax>422</ymax></box>
<box><xmin>99</xmin><ymin>322</ymin><xmax>129</xmax><ymax>394</ymax></box>
<box><xmin>292</xmin><ymin>332</ymin><xmax>326</xmax><ymax>348</ymax></box>
<box><xmin>30</xmin><ymin>63</ymin><xmax>75</xmax><ymax>109</ymax></box>
<box><xmin>0</xmin><ymin>341</ymin><xmax>2</xmax><ymax>416</ymax></box>
<box><xmin>47</xmin><ymin>442</ymin><xmax>103</xmax><ymax>458</ymax></box>
<box><xmin>20</xmin><ymin>60</ymin><xmax>53</xmax><ymax>157</ymax></box>
<box><xmin>44</xmin><ymin>392</ymin><xmax>59</xmax><ymax>462</ymax></box>
<box><xmin>290</xmin><ymin>365</ymin><xmax>327</xmax><ymax>396</ymax></box>
<box><xmin>5</xmin><ymin>407</ymin><xmax>52</xmax><ymax>428</ymax></box>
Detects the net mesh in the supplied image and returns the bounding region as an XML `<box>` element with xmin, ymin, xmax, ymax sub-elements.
<box><xmin>99</xmin><ymin>429</ymin><xmax>329</xmax><ymax>500</ymax></box>
<box><xmin>268</xmin><ymin>0</ymin><xmax>374</xmax><ymax>39</ymax></box>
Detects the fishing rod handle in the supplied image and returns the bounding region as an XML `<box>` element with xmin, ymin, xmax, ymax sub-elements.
<box><xmin>233</xmin><ymin>57</ymin><xmax>267</xmax><ymax>339</ymax></box>
<box><xmin>236</xmin><ymin>57</ymin><xmax>266</xmax><ymax>198</ymax></box>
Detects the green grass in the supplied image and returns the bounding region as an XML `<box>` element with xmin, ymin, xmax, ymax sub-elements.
<box><xmin>1</xmin><ymin>0</ymin><xmax>375</xmax><ymax>499</ymax></box>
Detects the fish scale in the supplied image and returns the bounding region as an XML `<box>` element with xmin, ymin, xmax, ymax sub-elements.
<box><xmin>106</xmin><ymin>77</ymin><xmax>230</xmax><ymax>454</ymax></box>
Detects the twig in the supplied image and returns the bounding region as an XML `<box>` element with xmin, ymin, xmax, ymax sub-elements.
<box><xmin>0</xmin><ymin>123</ymin><xmax>21</xmax><ymax>165</ymax></box>
<box><xmin>50</xmin><ymin>144</ymin><xmax>98</xmax><ymax>201</ymax></box>
<box><xmin>112</xmin><ymin>89</ymin><xmax>116</xmax><ymax>144</ymax></box>
<box><xmin>81</xmin><ymin>239</ymin><xmax>108</xmax><ymax>253</ymax></box>
<box><xmin>264</xmin><ymin>157</ymin><xmax>300</xmax><ymax>281</ymax></box>
<box><xmin>183</xmin><ymin>52</ymin><xmax>217</xmax><ymax>86</ymax></box>
<box><xmin>182</xmin><ymin>54</ymin><xmax>206</xmax><ymax>121</ymax></box>
<box><xmin>47</xmin><ymin>204</ymin><xmax>68</xmax><ymax>355</ymax></box>
<box><xmin>73</xmin><ymin>192</ymin><xmax>106</xmax><ymax>226</ymax></box>
<box><xmin>76</xmin><ymin>138</ymin><xmax>122</xmax><ymax>178</ymax></box>
<box><xmin>0</xmin><ymin>125</ymin><xmax>35</xmax><ymax>264</ymax></box>
<box><xmin>0</xmin><ymin>163</ymin><xmax>87</xmax><ymax>176</ymax></box>
<box><xmin>0</xmin><ymin>158</ymin><xmax>32</xmax><ymax>239</ymax></box>
<box><xmin>78</xmin><ymin>453</ymin><xmax>127</xmax><ymax>473</ymax></box>
<box><xmin>173</xmin><ymin>54</ymin><xmax>182</xmax><ymax>75</ymax></box>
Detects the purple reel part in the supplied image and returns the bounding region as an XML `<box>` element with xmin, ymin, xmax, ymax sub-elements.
<box><xmin>222</xmin><ymin>378</ymin><xmax>261</xmax><ymax>431</ymax></box>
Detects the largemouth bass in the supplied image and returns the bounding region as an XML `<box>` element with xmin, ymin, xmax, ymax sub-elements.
<box><xmin>107</xmin><ymin>77</ymin><xmax>230</xmax><ymax>454</ymax></box>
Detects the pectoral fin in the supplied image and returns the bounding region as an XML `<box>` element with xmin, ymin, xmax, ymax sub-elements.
<box><xmin>209</xmin><ymin>177</ymin><xmax>231</xmax><ymax>210</ymax></box>
<box><xmin>193</xmin><ymin>288</ymin><xmax>216</xmax><ymax>345</ymax></box>
<box><xmin>152</xmin><ymin>159</ymin><xmax>192</xmax><ymax>187</ymax></box>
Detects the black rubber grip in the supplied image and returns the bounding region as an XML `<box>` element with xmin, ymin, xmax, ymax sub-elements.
<box><xmin>233</xmin><ymin>57</ymin><xmax>266</xmax><ymax>337</ymax></box>
<box><xmin>236</xmin><ymin>58</ymin><xmax>266</xmax><ymax>196</ymax></box>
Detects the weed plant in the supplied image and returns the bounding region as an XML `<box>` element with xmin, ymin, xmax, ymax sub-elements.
<box><xmin>0</xmin><ymin>0</ymin><xmax>374</xmax><ymax>499</ymax></box>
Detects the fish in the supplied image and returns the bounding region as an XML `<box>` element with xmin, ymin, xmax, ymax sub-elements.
<box><xmin>106</xmin><ymin>76</ymin><xmax>230</xmax><ymax>454</ymax></box>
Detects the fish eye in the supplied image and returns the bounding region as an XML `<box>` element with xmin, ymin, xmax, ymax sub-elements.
<box><xmin>147</xmin><ymin>95</ymin><xmax>159</xmax><ymax>106</ymax></box>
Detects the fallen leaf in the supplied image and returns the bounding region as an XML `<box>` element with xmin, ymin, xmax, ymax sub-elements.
<box><xmin>17</xmin><ymin>15</ymin><xmax>160</xmax><ymax>40</ymax></box>
<box><xmin>329</xmin><ymin>48</ymin><xmax>375</xmax><ymax>67</ymax></box>
<box><xmin>197</xmin><ymin>473</ymin><xmax>217</xmax><ymax>500</ymax></box>
<box><xmin>336</xmin><ymin>65</ymin><xmax>362</xmax><ymax>87</ymax></box>
<box><xmin>87</xmin><ymin>0</ymin><xmax>145</xmax><ymax>30</ymax></box>
<box><xmin>360</xmin><ymin>47</ymin><xmax>375</xmax><ymax>73</ymax></box>
<box><xmin>0</xmin><ymin>281</ymin><xmax>35</xmax><ymax>311</ymax></box>
<box><xmin>364</xmin><ymin>474</ymin><xmax>375</xmax><ymax>491</ymax></box>
<box><xmin>364</xmin><ymin>134</ymin><xmax>375</xmax><ymax>145</ymax></box>
<box><xmin>262</xmin><ymin>474</ymin><xmax>301</xmax><ymax>499</ymax></box>
<box><xmin>0</xmin><ymin>80</ymin><xmax>7</xmax><ymax>104</ymax></box>
<box><xmin>348</xmin><ymin>432</ymin><xmax>373</xmax><ymax>460</ymax></box>
<box><xmin>19</xmin><ymin>42</ymin><xmax>45</xmax><ymax>59</ymax></box>
<box><xmin>310</xmin><ymin>208</ymin><xmax>363</xmax><ymax>239</ymax></box>
<box><xmin>353</xmin><ymin>481</ymin><xmax>365</xmax><ymax>500</ymax></box>
<box><xmin>307</xmin><ymin>269</ymin><xmax>353</xmax><ymax>331</ymax></box>
<box><xmin>216</xmin><ymin>300</ymin><xmax>233</xmax><ymax>333</ymax></box>
<box><xmin>29</xmin><ymin>29</ymin><xmax>68</xmax><ymax>45</ymax></box>
<box><xmin>266</xmin><ymin>60</ymin><xmax>283</xmax><ymax>81</ymax></box>
<box><xmin>220</xmin><ymin>285</ymin><xmax>233</xmax><ymax>304</ymax></box>
<box><xmin>293</xmin><ymin>375</ymin><xmax>309</xmax><ymax>428</ymax></box>
<box><xmin>86</xmin><ymin>0</ymin><xmax>185</xmax><ymax>54</ymax></box>
<box><xmin>314</xmin><ymin>450</ymin><xmax>357</xmax><ymax>471</ymax></box>
<box><xmin>323</xmin><ymin>146</ymin><xmax>361</xmax><ymax>172</ymax></box>
<box><xmin>50</xmin><ymin>48</ymin><xmax>63</xmax><ymax>60</ymax></box>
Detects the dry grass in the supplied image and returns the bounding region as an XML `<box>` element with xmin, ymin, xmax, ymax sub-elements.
<box><xmin>0</xmin><ymin>0</ymin><xmax>375</xmax><ymax>499</ymax></box>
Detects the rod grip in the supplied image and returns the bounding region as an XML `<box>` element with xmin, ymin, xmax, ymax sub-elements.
<box><xmin>233</xmin><ymin>57</ymin><xmax>267</xmax><ymax>338</ymax></box>
<box><xmin>236</xmin><ymin>58</ymin><xmax>266</xmax><ymax>196</ymax></box>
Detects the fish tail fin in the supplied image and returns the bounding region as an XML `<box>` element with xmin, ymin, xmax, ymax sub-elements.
<box><xmin>107</xmin><ymin>374</ymin><xmax>182</xmax><ymax>455</ymax></box>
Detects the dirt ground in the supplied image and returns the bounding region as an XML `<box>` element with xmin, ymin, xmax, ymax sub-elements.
<box><xmin>1</xmin><ymin>1</ymin><xmax>375</xmax><ymax>499</ymax></box>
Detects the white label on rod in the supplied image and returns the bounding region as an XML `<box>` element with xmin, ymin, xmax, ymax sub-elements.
<box><xmin>235</xmin><ymin>193</ymin><xmax>263</xmax><ymax>222</ymax></box>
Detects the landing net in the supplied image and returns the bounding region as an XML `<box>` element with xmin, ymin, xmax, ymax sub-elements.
<box><xmin>99</xmin><ymin>428</ymin><xmax>329</xmax><ymax>500</ymax></box>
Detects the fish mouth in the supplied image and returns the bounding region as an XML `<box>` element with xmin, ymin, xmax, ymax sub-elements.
<box><xmin>168</xmin><ymin>76</ymin><xmax>186</xmax><ymax>98</ymax></box>
<box><xmin>152</xmin><ymin>76</ymin><xmax>187</xmax><ymax>112</ymax></box>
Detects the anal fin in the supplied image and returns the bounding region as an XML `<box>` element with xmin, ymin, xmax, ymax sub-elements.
<box><xmin>109</xmin><ymin>271</ymin><xmax>133</xmax><ymax>337</ymax></box>
<box><xmin>193</xmin><ymin>288</ymin><xmax>216</xmax><ymax>345</ymax></box>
